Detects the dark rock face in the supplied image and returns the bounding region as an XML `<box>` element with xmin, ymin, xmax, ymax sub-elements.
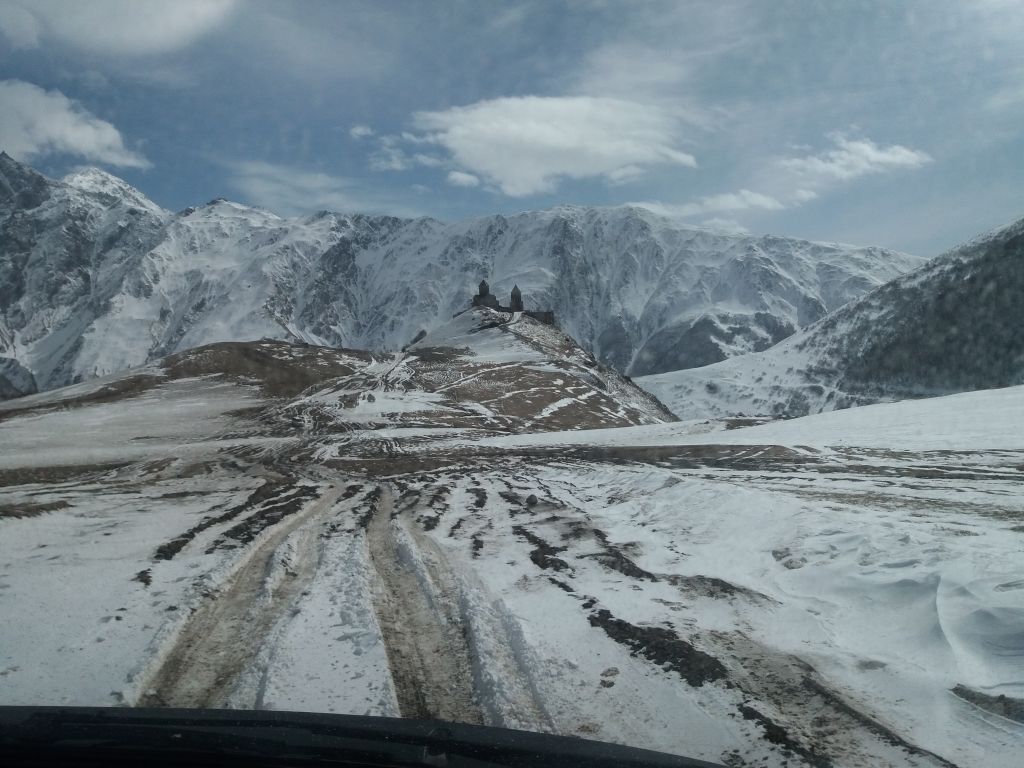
<box><xmin>0</xmin><ymin>158</ymin><xmax>168</xmax><ymax>392</ymax></box>
<box><xmin>641</xmin><ymin>214</ymin><xmax>1024</xmax><ymax>419</ymax></box>
<box><xmin>831</xmin><ymin>227</ymin><xmax>1024</xmax><ymax>397</ymax></box>
<box><xmin>631</xmin><ymin>312</ymin><xmax>797</xmax><ymax>375</ymax></box>
<box><xmin>0</xmin><ymin>152</ymin><xmax>50</xmax><ymax>212</ymax></box>
<box><xmin>0</xmin><ymin>357</ymin><xmax>37</xmax><ymax>399</ymax></box>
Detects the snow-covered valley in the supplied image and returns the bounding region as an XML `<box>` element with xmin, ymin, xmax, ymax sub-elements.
<box><xmin>1</xmin><ymin>311</ymin><xmax>1021</xmax><ymax>767</ymax></box>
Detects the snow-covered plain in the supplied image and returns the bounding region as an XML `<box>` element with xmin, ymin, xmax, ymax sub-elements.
<box><xmin>1</xmin><ymin>321</ymin><xmax>1021</xmax><ymax>767</ymax></box>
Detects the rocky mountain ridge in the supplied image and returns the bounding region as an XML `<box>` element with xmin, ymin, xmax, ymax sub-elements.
<box><xmin>0</xmin><ymin>153</ymin><xmax>922</xmax><ymax>398</ymax></box>
<box><xmin>638</xmin><ymin>213</ymin><xmax>1024</xmax><ymax>419</ymax></box>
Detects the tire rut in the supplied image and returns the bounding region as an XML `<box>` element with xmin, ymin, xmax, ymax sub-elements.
<box><xmin>136</xmin><ymin>483</ymin><xmax>343</xmax><ymax>708</ymax></box>
<box><xmin>365</xmin><ymin>484</ymin><xmax>484</xmax><ymax>724</ymax></box>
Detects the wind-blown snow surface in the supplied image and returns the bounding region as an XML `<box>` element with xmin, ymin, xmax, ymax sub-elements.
<box><xmin>2</xmin><ymin>320</ymin><xmax>1021</xmax><ymax>766</ymax></box>
<box><xmin>0</xmin><ymin>152</ymin><xmax>922</xmax><ymax>396</ymax></box>
<box><xmin>638</xmin><ymin>214</ymin><xmax>1024</xmax><ymax>419</ymax></box>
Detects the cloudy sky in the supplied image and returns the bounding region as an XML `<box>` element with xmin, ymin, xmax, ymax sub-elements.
<box><xmin>1</xmin><ymin>0</ymin><xmax>1022</xmax><ymax>255</ymax></box>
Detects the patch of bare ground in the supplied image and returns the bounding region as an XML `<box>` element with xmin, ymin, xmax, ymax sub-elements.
<box><xmin>586</xmin><ymin>605</ymin><xmax>728</xmax><ymax>688</ymax></box>
<box><xmin>137</xmin><ymin>484</ymin><xmax>343</xmax><ymax>708</ymax></box>
<box><xmin>153</xmin><ymin>476</ymin><xmax>294</xmax><ymax>561</ymax></box>
<box><xmin>0</xmin><ymin>463</ymin><xmax>130</xmax><ymax>488</ymax></box>
<box><xmin>480</xmin><ymin>444</ymin><xmax>820</xmax><ymax>473</ymax></box>
<box><xmin>512</xmin><ymin>525</ymin><xmax>571</xmax><ymax>572</ymax></box>
<box><xmin>406</xmin><ymin>345</ymin><xmax>471</xmax><ymax>363</ymax></box>
<box><xmin>723</xmin><ymin>417</ymin><xmax>775</xmax><ymax>430</ymax></box>
<box><xmin>0</xmin><ymin>499</ymin><xmax>70</xmax><ymax>518</ymax></box>
<box><xmin>163</xmin><ymin>340</ymin><xmax>377</xmax><ymax>398</ymax></box>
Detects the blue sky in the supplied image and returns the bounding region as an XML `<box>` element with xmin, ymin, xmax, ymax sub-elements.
<box><xmin>1</xmin><ymin>0</ymin><xmax>1022</xmax><ymax>255</ymax></box>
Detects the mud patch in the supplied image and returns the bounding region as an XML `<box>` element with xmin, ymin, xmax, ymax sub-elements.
<box><xmin>587</xmin><ymin>607</ymin><xmax>727</xmax><ymax>687</ymax></box>
<box><xmin>586</xmin><ymin>528</ymin><xmax>658</xmax><ymax>581</ymax></box>
<box><xmin>0</xmin><ymin>499</ymin><xmax>69</xmax><ymax>518</ymax></box>
<box><xmin>0</xmin><ymin>463</ymin><xmax>130</xmax><ymax>488</ymax></box>
<box><xmin>209</xmin><ymin>482</ymin><xmax>319</xmax><ymax>550</ymax></box>
<box><xmin>738</xmin><ymin>703</ymin><xmax>830</xmax><ymax>767</ymax></box>
<box><xmin>512</xmin><ymin>525</ymin><xmax>570</xmax><ymax>571</ymax></box>
<box><xmin>667</xmin><ymin>574</ymin><xmax>773</xmax><ymax>603</ymax></box>
<box><xmin>154</xmin><ymin>478</ymin><xmax>287</xmax><ymax>561</ymax></box>
<box><xmin>138</xmin><ymin>485</ymin><xmax>342</xmax><ymax>707</ymax></box>
<box><xmin>364</xmin><ymin>485</ymin><xmax>484</xmax><ymax>724</ymax></box>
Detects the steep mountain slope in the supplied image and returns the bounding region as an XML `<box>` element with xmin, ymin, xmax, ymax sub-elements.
<box><xmin>0</xmin><ymin>154</ymin><xmax>170</xmax><ymax>395</ymax></box>
<box><xmin>0</xmin><ymin>154</ymin><xmax>922</xmax><ymax>396</ymax></box>
<box><xmin>638</xmin><ymin>214</ymin><xmax>1024</xmax><ymax>419</ymax></box>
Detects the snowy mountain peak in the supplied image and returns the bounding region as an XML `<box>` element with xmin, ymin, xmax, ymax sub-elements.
<box><xmin>0</xmin><ymin>151</ymin><xmax>50</xmax><ymax>211</ymax></box>
<box><xmin>61</xmin><ymin>166</ymin><xmax>165</xmax><ymax>214</ymax></box>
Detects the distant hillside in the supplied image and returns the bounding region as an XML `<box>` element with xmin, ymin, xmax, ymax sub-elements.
<box><xmin>295</xmin><ymin>307</ymin><xmax>676</xmax><ymax>435</ymax></box>
<box><xmin>637</xmin><ymin>215</ymin><xmax>1024</xmax><ymax>419</ymax></box>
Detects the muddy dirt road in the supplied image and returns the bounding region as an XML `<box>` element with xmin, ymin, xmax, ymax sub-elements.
<box><xmin>365</xmin><ymin>484</ymin><xmax>484</xmax><ymax>724</ymax></box>
<box><xmin>138</xmin><ymin>484</ymin><xmax>344</xmax><ymax>707</ymax></box>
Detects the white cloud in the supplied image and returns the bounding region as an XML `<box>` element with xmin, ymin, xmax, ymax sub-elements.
<box><xmin>779</xmin><ymin>133</ymin><xmax>932</xmax><ymax>185</ymax></box>
<box><xmin>985</xmin><ymin>68</ymin><xmax>1024</xmax><ymax>112</ymax></box>
<box><xmin>574</xmin><ymin>43</ymin><xmax>692</xmax><ymax>101</ymax></box>
<box><xmin>349</xmin><ymin>124</ymin><xmax>374</xmax><ymax>139</ymax></box>
<box><xmin>223</xmin><ymin>159</ymin><xmax>419</xmax><ymax>217</ymax></box>
<box><xmin>634</xmin><ymin>131</ymin><xmax>931</xmax><ymax>226</ymax></box>
<box><xmin>446</xmin><ymin>170</ymin><xmax>479</xmax><ymax>188</ymax></box>
<box><xmin>412</xmin><ymin>153</ymin><xmax>444</xmax><ymax>168</ymax></box>
<box><xmin>635</xmin><ymin>132</ymin><xmax>932</xmax><ymax>229</ymax></box>
<box><xmin>635</xmin><ymin>189</ymin><xmax>782</xmax><ymax>219</ymax></box>
<box><xmin>0</xmin><ymin>79</ymin><xmax>149</xmax><ymax>167</ymax></box>
<box><xmin>700</xmin><ymin>217</ymin><xmax>749</xmax><ymax>235</ymax></box>
<box><xmin>369</xmin><ymin>141</ymin><xmax>408</xmax><ymax>172</ymax></box>
<box><xmin>369</xmin><ymin>135</ymin><xmax>445</xmax><ymax>172</ymax></box>
<box><xmin>0</xmin><ymin>2</ymin><xmax>39</xmax><ymax>48</ymax></box>
<box><xmin>409</xmin><ymin>96</ymin><xmax>696</xmax><ymax>196</ymax></box>
<box><xmin>1</xmin><ymin>0</ymin><xmax>236</xmax><ymax>56</ymax></box>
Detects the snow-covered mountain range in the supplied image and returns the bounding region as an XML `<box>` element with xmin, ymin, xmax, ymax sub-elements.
<box><xmin>0</xmin><ymin>152</ymin><xmax>922</xmax><ymax>398</ymax></box>
<box><xmin>639</xmin><ymin>214</ymin><xmax>1024</xmax><ymax>419</ymax></box>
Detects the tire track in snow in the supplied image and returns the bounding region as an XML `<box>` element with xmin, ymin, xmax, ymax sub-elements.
<box><xmin>365</xmin><ymin>484</ymin><xmax>484</xmax><ymax>724</ymax></box>
<box><xmin>136</xmin><ymin>483</ymin><xmax>344</xmax><ymax>708</ymax></box>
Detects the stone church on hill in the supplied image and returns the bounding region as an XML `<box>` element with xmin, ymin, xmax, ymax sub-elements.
<box><xmin>471</xmin><ymin>280</ymin><xmax>555</xmax><ymax>325</ymax></box>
